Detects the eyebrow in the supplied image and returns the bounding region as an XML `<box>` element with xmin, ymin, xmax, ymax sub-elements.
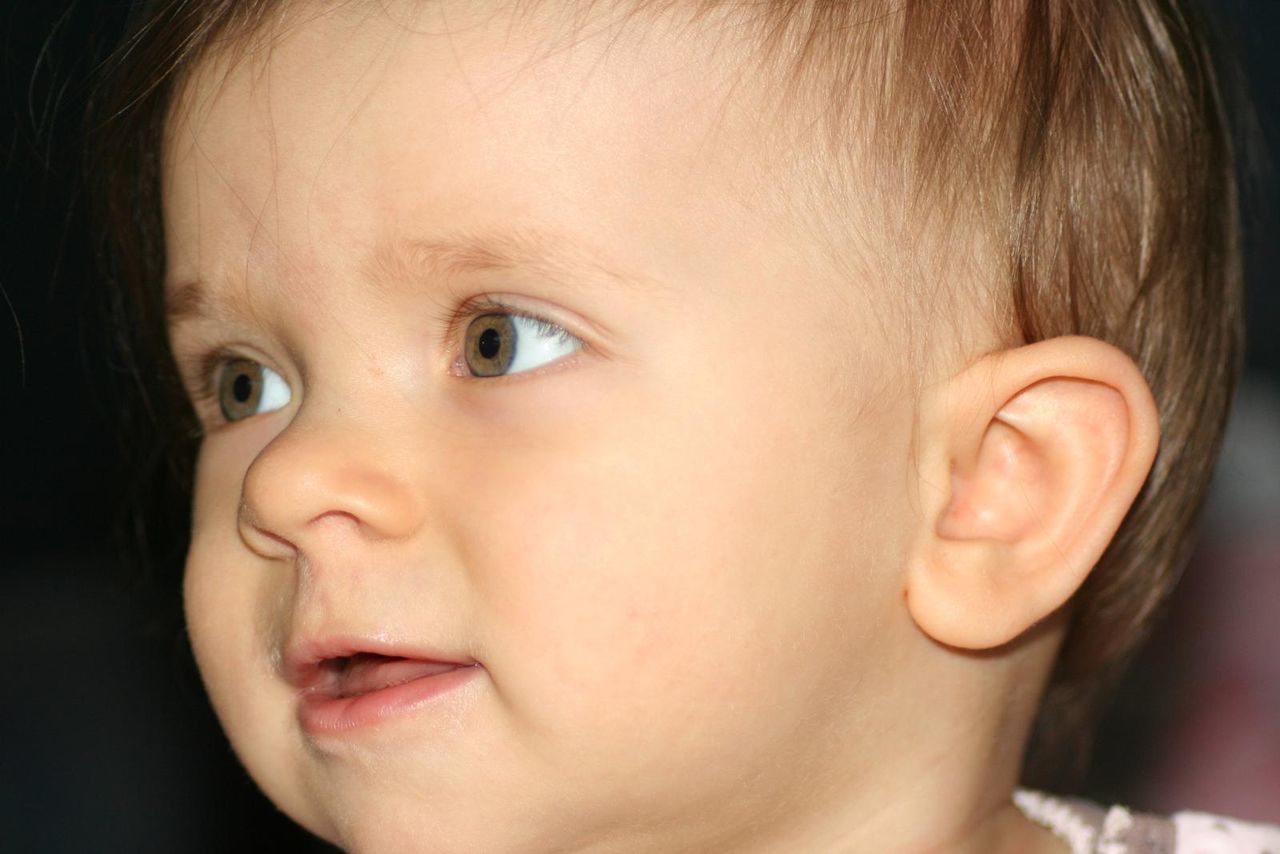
<box><xmin>376</xmin><ymin>227</ymin><xmax>657</xmax><ymax>293</ymax></box>
<box><xmin>166</xmin><ymin>227</ymin><xmax>661</xmax><ymax>329</ymax></box>
<box><xmin>165</xmin><ymin>278</ymin><xmax>226</xmax><ymax>329</ymax></box>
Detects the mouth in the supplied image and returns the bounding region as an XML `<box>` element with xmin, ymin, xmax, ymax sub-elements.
<box><xmin>288</xmin><ymin>647</ymin><xmax>481</xmax><ymax>735</ymax></box>
<box><xmin>318</xmin><ymin>653</ymin><xmax>464</xmax><ymax>698</ymax></box>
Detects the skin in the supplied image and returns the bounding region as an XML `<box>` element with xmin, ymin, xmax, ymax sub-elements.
<box><xmin>162</xmin><ymin>2</ymin><xmax>1092</xmax><ymax>851</ymax></box>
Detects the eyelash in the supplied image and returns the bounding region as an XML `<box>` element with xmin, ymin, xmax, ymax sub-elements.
<box><xmin>178</xmin><ymin>296</ymin><xmax>581</xmax><ymax>427</ymax></box>
<box><xmin>181</xmin><ymin>345</ymin><xmax>244</xmax><ymax>424</ymax></box>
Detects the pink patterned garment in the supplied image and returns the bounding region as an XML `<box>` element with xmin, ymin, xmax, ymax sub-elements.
<box><xmin>1014</xmin><ymin>790</ymin><xmax>1280</xmax><ymax>853</ymax></box>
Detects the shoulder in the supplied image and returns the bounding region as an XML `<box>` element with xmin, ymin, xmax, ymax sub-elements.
<box><xmin>1013</xmin><ymin>789</ymin><xmax>1280</xmax><ymax>854</ymax></box>
<box><xmin>1170</xmin><ymin>810</ymin><xmax>1280</xmax><ymax>854</ymax></box>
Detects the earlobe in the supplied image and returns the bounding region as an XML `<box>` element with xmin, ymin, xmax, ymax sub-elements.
<box><xmin>905</xmin><ymin>337</ymin><xmax>1160</xmax><ymax>650</ymax></box>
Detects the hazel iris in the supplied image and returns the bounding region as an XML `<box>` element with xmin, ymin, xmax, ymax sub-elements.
<box><xmin>218</xmin><ymin>359</ymin><xmax>265</xmax><ymax>422</ymax></box>
<box><xmin>465</xmin><ymin>314</ymin><xmax>517</xmax><ymax>376</ymax></box>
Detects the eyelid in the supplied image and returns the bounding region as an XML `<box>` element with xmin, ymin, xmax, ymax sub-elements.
<box><xmin>174</xmin><ymin>345</ymin><xmax>293</xmax><ymax>432</ymax></box>
<box><xmin>173</xmin><ymin>345</ymin><xmax>234</xmax><ymax>409</ymax></box>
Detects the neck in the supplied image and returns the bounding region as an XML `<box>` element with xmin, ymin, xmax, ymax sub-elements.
<box><xmin>712</xmin><ymin>631</ymin><xmax>1069</xmax><ymax>853</ymax></box>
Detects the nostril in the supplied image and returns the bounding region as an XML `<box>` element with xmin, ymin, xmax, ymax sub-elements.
<box><xmin>236</xmin><ymin>498</ymin><xmax>301</xmax><ymax>559</ymax></box>
<box><xmin>307</xmin><ymin>509</ymin><xmax>364</xmax><ymax>530</ymax></box>
<box><xmin>237</xmin><ymin>523</ymin><xmax>298</xmax><ymax>561</ymax></box>
<box><xmin>255</xmin><ymin>524</ymin><xmax>297</xmax><ymax>551</ymax></box>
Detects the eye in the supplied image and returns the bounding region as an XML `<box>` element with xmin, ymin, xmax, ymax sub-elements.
<box><xmin>216</xmin><ymin>358</ymin><xmax>292</xmax><ymax>422</ymax></box>
<box><xmin>463</xmin><ymin>313</ymin><xmax>582</xmax><ymax>377</ymax></box>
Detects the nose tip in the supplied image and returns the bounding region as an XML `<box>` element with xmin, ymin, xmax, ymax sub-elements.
<box><xmin>237</xmin><ymin>429</ymin><xmax>424</xmax><ymax>559</ymax></box>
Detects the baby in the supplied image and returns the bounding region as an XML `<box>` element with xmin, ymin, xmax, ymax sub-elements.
<box><xmin>90</xmin><ymin>0</ymin><xmax>1280</xmax><ymax>851</ymax></box>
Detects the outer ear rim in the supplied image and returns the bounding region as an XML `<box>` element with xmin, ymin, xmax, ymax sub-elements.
<box><xmin>904</xmin><ymin>336</ymin><xmax>1160</xmax><ymax>651</ymax></box>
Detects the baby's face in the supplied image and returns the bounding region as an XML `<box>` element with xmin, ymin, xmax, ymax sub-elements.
<box><xmin>165</xmin><ymin>2</ymin><xmax>919</xmax><ymax>849</ymax></box>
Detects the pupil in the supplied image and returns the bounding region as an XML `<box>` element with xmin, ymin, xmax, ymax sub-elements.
<box><xmin>478</xmin><ymin>327</ymin><xmax>501</xmax><ymax>359</ymax></box>
<box><xmin>233</xmin><ymin>373</ymin><xmax>253</xmax><ymax>403</ymax></box>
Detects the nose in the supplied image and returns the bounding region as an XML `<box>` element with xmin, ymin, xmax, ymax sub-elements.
<box><xmin>238</xmin><ymin>419</ymin><xmax>424</xmax><ymax>559</ymax></box>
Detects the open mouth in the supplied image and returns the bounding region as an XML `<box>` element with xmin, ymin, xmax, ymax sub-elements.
<box><xmin>319</xmin><ymin>653</ymin><xmax>465</xmax><ymax>699</ymax></box>
<box><xmin>292</xmin><ymin>650</ymin><xmax>480</xmax><ymax>735</ymax></box>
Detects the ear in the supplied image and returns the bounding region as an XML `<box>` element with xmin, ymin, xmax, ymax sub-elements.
<box><xmin>905</xmin><ymin>336</ymin><xmax>1160</xmax><ymax>650</ymax></box>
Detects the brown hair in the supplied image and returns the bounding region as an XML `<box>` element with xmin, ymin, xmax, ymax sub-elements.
<box><xmin>89</xmin><ymin>0</ymin><xmax>1243</xmax><ymax>784</ymax></box>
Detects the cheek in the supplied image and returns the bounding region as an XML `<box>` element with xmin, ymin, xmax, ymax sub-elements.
<box><xmin>185</xmin><ymin>440</ymin><xmax>255</xmax><ymax>685</ymax></box>
<box><xmin>184</xmin><ymin>429</ymin><xmax>281</xmax><ymax>677</ymax></box>
<box><xmin>453</xmin><ymin>358</ymin><xmax>904</xmax><ymax>765</ymax></box>
<box><xmin>182</xmin><ymin>438</ymin><xmax>330</xmax><ymax>838</ymax></box>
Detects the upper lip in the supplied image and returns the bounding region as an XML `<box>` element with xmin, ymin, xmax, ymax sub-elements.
<box><xmin>282</xmin><ymin>635</ymin><xmax>477</xmax><ymax>692</ymax></box>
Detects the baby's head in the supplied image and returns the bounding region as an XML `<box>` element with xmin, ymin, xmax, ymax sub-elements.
<box><xmin>95</xmin><ymin>0</ymin><xmax>1240</xmax><ymax>850</ymax></box>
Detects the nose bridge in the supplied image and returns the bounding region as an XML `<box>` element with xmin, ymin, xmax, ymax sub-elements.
<box><xmin>239</xmin><ymin>406</ymin><xmax>424</xmax><ymax>558</ymax></box>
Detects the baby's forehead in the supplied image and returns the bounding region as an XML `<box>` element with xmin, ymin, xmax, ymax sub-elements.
<box><xmin>162</xmin><ymin>1</ymin><xmax>872</xmax><ymax>320</ymax></box>
<box><xmin>168</xmin><ymin>0</ymin><xmax>790</xmax><ymax>193</ymax></box>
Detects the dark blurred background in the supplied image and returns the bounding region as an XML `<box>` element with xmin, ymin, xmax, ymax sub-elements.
<box><xmin>1</xmin><ymin>2</ymin><xmax>1276</xmax><ymax>852</ymax></box>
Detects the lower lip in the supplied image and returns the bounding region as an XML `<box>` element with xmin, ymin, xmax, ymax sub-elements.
<box><xmin>297</xmin><ymin>665</ymin><xmax>481</xmax><ymax>735</ymax></box>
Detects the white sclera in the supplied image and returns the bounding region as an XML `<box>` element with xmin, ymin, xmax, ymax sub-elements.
<box><xmin>505</xmin><ymin>316</ymin><xmax>582</xmax><ymax>375</ymax></box>
<box><xmin>258</xmin><ymin>366</ymin><xmax>292</xmax><ymax>413</ymax></box>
